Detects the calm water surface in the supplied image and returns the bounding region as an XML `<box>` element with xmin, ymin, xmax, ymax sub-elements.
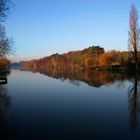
<box><xmin>1</xmin><ymin>69</ymin><xmax>140</xmax><ymax>139</ymax></box>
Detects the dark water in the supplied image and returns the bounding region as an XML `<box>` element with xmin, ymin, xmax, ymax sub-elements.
<box><xmin>1</xmin><ymin>69</ymin><xmax>140</xmax><ymax>140</ymax></box>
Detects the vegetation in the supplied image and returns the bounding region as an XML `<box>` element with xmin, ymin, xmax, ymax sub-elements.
<box><xmin>0</xmin><ymin>0</ymin><xmax>11</xmax><ymax>22</ymax></box>
<box><xmin>21</xmin><ymin>46</ymin><xmax>138</xmax><ymax>72</ymax></box>
<box><xmin>128</xmin><ymin>4</ymin><xmax>140</xmax><ymax>70</ymax></box>
<box><xmin>21</xmin><ymin>4</ymin><xmax>140</xmax><ymax>72</ymax></box>
<box><xmin>0</xmin><ymin>0</ymin><xmax>12</xmax><ymax>73</ymax></box>
<box><xmin>0</xmin><ymin>25</ymin><xmax>12</xmax><ymax>57</ymax></box>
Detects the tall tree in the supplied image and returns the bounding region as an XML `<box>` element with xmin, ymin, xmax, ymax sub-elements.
<box><xmin>128</xmin><ymin>4</ymin><xmax>140</xmax><ymax>70</ymax></box>
<box><xmin>0</xmin><ymin>0</ymin><xmax>11</xmax><ymax>22</ymax></box>
<box><xmin>0</xmin><ymin>25</ymin><xmax>11</xmax><ymax>57</ymax></box>
<box><xmin>0</xmin><ymin>0</ymin><xmax>12</xmax><ymax>57</ymax></box>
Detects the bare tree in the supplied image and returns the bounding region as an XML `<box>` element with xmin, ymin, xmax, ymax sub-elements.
<box><xmin>0</xmin><ymin>25</ymin><xmax>12</xmax><ymax>57</ymax></box>
<box><xmin>0</xmin><ymin>0</ymin><xmax>11</xmax><ymax>22</ymax></box>
<box><xmin>128</xmin><ymin>4</ymin><xmax>140</xmax><ymax>70</ymax></box>
<box><xmin>0</xmin><ymin>0</ymin><xmax>12</xmax><ymax>58</ymax></box>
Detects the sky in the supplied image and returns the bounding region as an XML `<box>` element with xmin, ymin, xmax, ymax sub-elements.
<box><xmin>5</xmin><ymin>0</ymin><xmax>140</xmax><ymax>61</ymax></box>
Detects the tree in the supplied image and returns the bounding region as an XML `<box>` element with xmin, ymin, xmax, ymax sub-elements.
<box><xmin>0</xmin><ymin>0</ymin><xmax>12</xmax><ymax>58</ymax></box>
<box><xmin>0</xmin><ymin>0</ymin><xmax>11</xmax><ymax>22</ymax></box>
<box><xmin>128</xmin><ymin>4</ymin><xmax>140</xmax><ymax>70</ymax></box>
<box><xmin>0</xmin><ymin>25</ymin><xmax>11</xmax><ymax>57</ymax></box>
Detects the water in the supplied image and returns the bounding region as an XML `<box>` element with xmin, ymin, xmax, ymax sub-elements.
<box><xmin>1</xmin><ymin>69</ymin><xmax>140</xmax><ymax>140</ymax></box>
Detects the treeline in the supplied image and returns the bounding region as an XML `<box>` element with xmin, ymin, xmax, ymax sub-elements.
<box><xmin>21</xmin><ymin>46</ymin><xmax>138</xmax><ymax>71</ymax></box>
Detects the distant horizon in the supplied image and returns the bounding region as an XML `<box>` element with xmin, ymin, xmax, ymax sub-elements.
<box><xmin>12</xmin><ymin>48</ymin><xmax>126</xmax><ymax>62</ymax></box>
<box><xmin>10</xmin><ymin>46</ymin><xmax>129</xmax><ymax>62</ymax></box>
<box><xmin>12</xmin><ymin>46</ymin><xmax>133</xmax><ymax>63</ymax></box>
<box><xmin>5</xmin><ymin>0</ymin><xmax>140</xmax><ymax>62</ymax></box>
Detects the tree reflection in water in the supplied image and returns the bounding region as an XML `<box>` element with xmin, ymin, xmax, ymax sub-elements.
<box><xmin>0</xmin><ymin>84</ymin><xmax>12</xmax><ymax>139</ymax></box>
<box><xmin>21</xmin><ymin>67</ymin><xmax>130</xmax><ymax>88</ymax></box>
<box><xmin>128</xmin><ymin>73</ymin><xmax>140</xmax><ymax>132</ymax></box>
<box><xmin>21</xmin><ymin>67</ymin><xmax>140</xmax><ymax>132</ymax></box>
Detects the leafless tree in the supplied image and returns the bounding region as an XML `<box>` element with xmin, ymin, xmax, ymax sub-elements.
<box><xmin>128</xmin><ymin>4</ymin><xmax>140</xmax><ymax>70</ymax></box>
<box><xmin>0</xmin><ymin>25</ymin><xmax>12</xmax><ymax>57</ymax></box>
<box><xmin>0</xmin><ymin>0</ymin><xmax>12</xmax><ymax>57</ymax></box>
<box><xmin>0</xmin><ymin>0</ymin><xmax>11</xmax><ymax>22</ymax></box>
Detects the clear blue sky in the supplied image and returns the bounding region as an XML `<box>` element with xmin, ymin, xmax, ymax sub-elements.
<box><xmin>5</xmin><ymin>0</ymin><xmax>140</xmax><ymax>61</ymax></box>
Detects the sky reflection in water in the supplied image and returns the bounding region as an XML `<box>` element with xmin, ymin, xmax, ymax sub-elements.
<box><xmin>1</xmin><ymin>69</ymin><xmax>140</xmax><ymax>140</ymax></box>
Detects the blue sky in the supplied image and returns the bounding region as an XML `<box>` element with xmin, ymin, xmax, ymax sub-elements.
<box><xmin>5</xmin><ymin>0</ymin><xmax>140</xmax><ymax>61</ymax></box>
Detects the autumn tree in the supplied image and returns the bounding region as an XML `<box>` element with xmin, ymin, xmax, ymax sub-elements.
<box><xmin>128</xmin><ymin>4</ymin><xmax>140</xmax><ymax>70</ymax></box>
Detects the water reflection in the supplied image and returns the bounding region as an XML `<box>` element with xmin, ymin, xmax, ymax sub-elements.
<box><xmin>20</xmin><ymin>67</ymin><xmax>140</xmax><ymax>136</ymax></box>
<box><xmin>8</xmin><ymin>69</ymin><xmax>140</xmax><ymax>139</ymax></box>
<box><xmin>128</xmin><ymin>73</ymin><xmax>140</xmax><ymax>132</ymax></box>
<box><xmin>21</xmin><ymin>67</ymin><xmax>131</xmax><ymax>87</ymax></box>
<box><xmin>0</xmin><ymin>84</ymin><xmax>12</xmax><ymax>139</ymax></box>
<box><xmin>0</xmin><ymin>76</ymin><xmax>7</xmax><ymax>84</ymax></box>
